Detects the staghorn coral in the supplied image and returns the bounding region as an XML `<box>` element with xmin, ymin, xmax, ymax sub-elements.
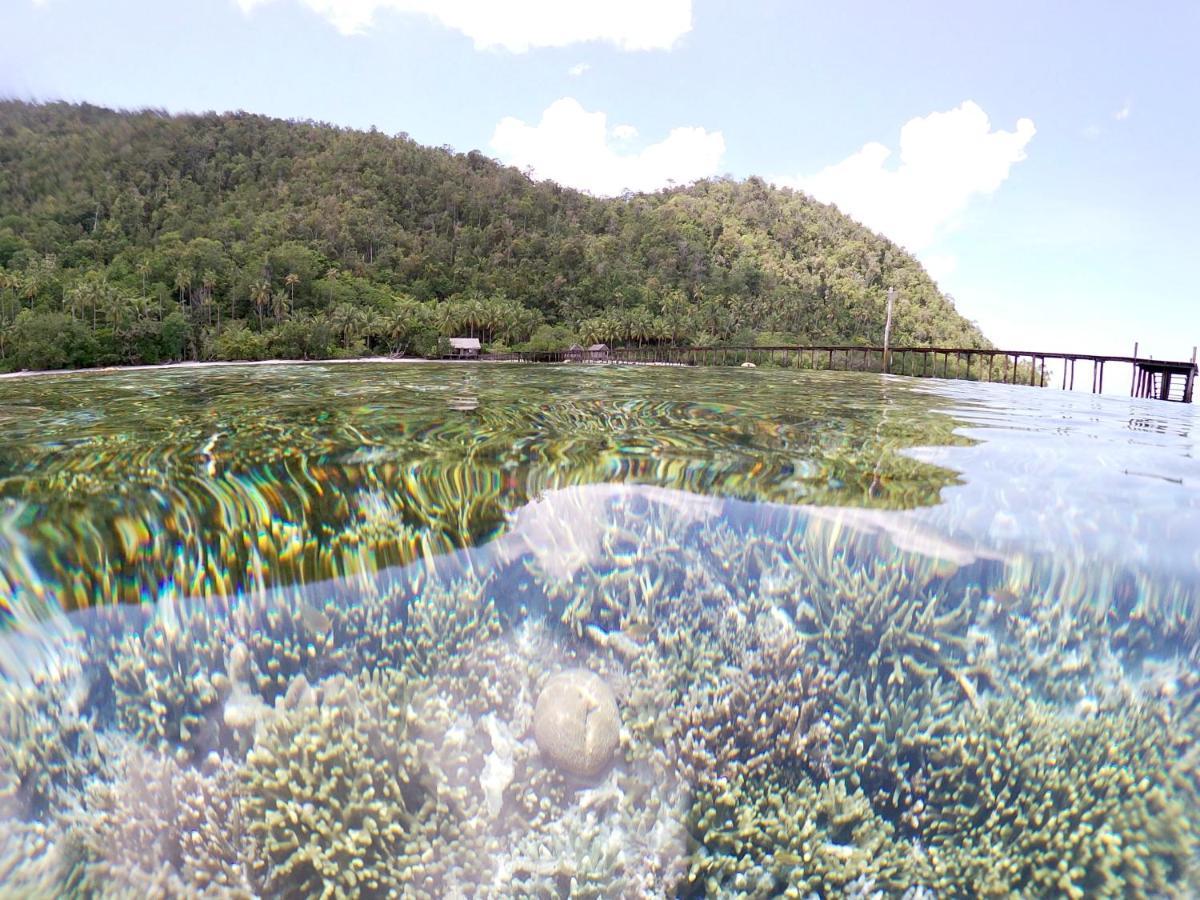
<box><xmin>108</xmin><ymin>598</ymin><xmax>230</xmax><ymax>758</ymax></box>
<box><xmin>0</xmin><ymin>654</ymin><xmax>103</xmax><ymax>821</ymax></box>
<box><xmin>0</xmin><ymin>819</ymin><xmax>72</xmax><ymax>899</ymax></box>
<box><xmin>921</xmin><ymin>697</ymin><xmax>1199</xmax><ymax>898</ymax></box>
<box><xmin>764</xmin><ymin>539</ymin><xmax>981</xmax><ymax>692</ymax></box>
<box><xmin>226</xmin><ymin>587</ymin><xmax>350</xmax><ymax>706</ymax></box>
<box><xmin>337</xmin><ymin>576</ymin><xmax>416</xmax><ymax>673</ymax></box>
<box><xmin>827</xmin><ymin>673</ymin><xmax>960</xmax><ymax>832</ymax></box>
<box><xmin>674</xmin><ymin>618</ymin><xmax>830</xmax><ymax>795</ymax></box>
<box><xmin>398</xmin><ymin>571</ymin><xmax>503</xmax><ymax>681</ymax></box>
<box><xmin>683</xmin><ymin>772</ymin><xmax>931</xmax><ymax>897</ymax></box>
<box><xmin>68</xmin><ymin>746</ymin><xmax>254</xmax><ymax>898</ymax></box>
<box><xmin>238</xmin><ymin>668</ymin><xmax>486</xmax><ymax>898</ymax></box>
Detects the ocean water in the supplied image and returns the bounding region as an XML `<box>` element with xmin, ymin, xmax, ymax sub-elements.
<box><xmin>0</xmin><ymin>363</ymin><xmax>1197</xmax><ymax>898</ymax></box>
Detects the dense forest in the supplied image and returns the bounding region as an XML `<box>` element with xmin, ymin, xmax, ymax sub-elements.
<box><xmin>0</xmin><ymin>101</ymin><xmax>988</xmax><ymax>371</ymax></box>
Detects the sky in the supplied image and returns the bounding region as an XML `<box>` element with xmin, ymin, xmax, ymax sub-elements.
<box><xmin>1</xmin><ymin>0</ymin><xmax>1198</xmax><ymax>364</ymax></box>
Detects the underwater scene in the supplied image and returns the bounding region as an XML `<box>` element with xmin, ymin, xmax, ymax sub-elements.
<box><xmin>1</xmin><ymin>362</ymin><xmax>1199</xmax><ymax>899</ymax></box>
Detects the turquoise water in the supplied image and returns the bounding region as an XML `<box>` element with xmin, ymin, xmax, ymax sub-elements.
<box><xmin>0</xmin><ymin>363</ymin><xmax>1197</xmax><ymax>897</ymax></box>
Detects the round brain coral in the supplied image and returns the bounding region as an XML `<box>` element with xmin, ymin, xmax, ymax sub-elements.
<box><xmin>532</xmin><ymin>669</ymin><xmax>621</xmax><ymax>779</ymax></box>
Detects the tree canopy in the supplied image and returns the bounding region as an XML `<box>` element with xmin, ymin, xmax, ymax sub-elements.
<box><xmin>0</xmin><ymin>100</ymin><xmax>988</xmax><ymax>371</ymax></box>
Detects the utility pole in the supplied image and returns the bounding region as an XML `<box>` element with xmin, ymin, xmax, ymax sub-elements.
<box><xmin>882</xmin><ymin>287</ymin><xmax>895</xmax><ymax>374</ymax></box>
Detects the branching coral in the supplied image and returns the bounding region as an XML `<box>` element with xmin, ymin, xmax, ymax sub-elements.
<box><xmin>226</xmin><ymin>588</ymin><xmax>350</xmax><ymax>705</ymax></box>
<box><xmin>238</xmin><ymin>669</ymin><xmax>485</xmax><ymax>898</ymax></box>
<box><xmin>398</xmin><ymin>572</ymin><xmax>502</xmax><ymax>681</ymax></box>
<box><xmin>68</xmin><ymin>747</ymin><xmax>254</xmax><ymax>898</ymax></box>
<box><xmin>674</xmin><ymin>621</ymin><xmax>830</xmax><ymax>794</ymax></box>
<box><xmin>827</xmin><ymin>673</ymin><xmax>960</xmax><ymax>832</ymax></box>
<box><xmin>921</xmin><ymin>697</ymin><xmax>1199</xmax><ymax>898</ymax></box>
<box><xmin>0</xmin><ymin>656</ymin><xmax>102</xmax><ymax>821</ymax></box>
<box><xmin>766</xmin><ymin>540</ymin><xmax>980</xmax><ymax>691</ymax></box>
<box><xmin>108</xmin><ymin>597</ymin><xmax>231</xmax><ymax>757</ymax></box>
<box><xmin>684</xmin><ymin>772</ymin><xmax>932</xmax><ymax>897</ymax></box>
<box><xmin>0</xmin><ymin>820</ymin><xmax>72</xmax><ymax>899</ymax></box>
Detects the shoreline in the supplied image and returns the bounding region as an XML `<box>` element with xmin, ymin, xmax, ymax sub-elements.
<box><xmin>0</xmin><ymin>355</ymin><xmax>694</xmax><ymax>381</ymax></box>
<box><xmin>0</xmin><ymin>355</ymin><xmax>462</xmax><ymax>381</ymax></box>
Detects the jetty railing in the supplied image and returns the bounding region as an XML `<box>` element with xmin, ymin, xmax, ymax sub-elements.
<box><xmin>481</xmin><ymin>345</ymin><xmax>1198</xmax><ymax>402</ymax></box>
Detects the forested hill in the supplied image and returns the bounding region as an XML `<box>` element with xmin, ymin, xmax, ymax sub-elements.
<box><xmin>0</xmin><ymin>100</ymin><xmax>988</xmax><ymax>370</ymax></box>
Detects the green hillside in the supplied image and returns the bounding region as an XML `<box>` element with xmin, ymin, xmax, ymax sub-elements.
<box><xmin>0</xmin><ymin>101</ymin><xmax>988</xmax><ymax>371</ymax></box>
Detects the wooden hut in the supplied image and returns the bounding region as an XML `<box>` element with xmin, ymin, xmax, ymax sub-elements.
<box><xmin>449</xmin><ymin>337</ymin><xmax>481</xmax><ymax>359</ymax></box>
<box><xmin>587</xmin><ymin>343</ymin><xmax>610</xmax><ymax>361</ymax></box>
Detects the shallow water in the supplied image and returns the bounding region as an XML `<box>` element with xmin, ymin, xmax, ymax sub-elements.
<box><xmin>1</xmin><ymin>363</ymin><xmax>1198</xmax><ymax>897</ymax></box>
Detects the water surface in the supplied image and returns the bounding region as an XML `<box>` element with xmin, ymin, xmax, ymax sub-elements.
<box><xmin>0</xmin><ymin>363</ymin><xmax>1197</xmax><ymax>897</ymax></box>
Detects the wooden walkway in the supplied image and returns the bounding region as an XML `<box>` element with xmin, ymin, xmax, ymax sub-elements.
<box><xmin>484</xmin><ymin>345</ymin><xmax>1198</xmax><ymax>402</ymax></box>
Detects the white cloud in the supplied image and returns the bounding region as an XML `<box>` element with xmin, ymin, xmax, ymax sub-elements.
<box><xmin>776</xmin><ymin>101</ymin><xmax>1035</xmax><ymax>252</ymax></box>
<box><xmin>1113</xmin><ymin>101</ymin><xmax>1132</xmax><ymax>121</ymax></box>
<box><xmin>233</xmin><ymin>0</ymin><xmax>692</xmax><ymax>49</ymax></box>
<box><xmin>611</xmin><ymin>123</ymin><xmax>638</xmax><ymax>141</ymax></box>
<box><xmin>490</xmin><ymin>97</ymin><xmax>724</xmax><ymax>195</ymax></box>
<box><xmin>568</xmin><ymin>62</ymin><xmax>590</xmax><ymax>77</ymax></box>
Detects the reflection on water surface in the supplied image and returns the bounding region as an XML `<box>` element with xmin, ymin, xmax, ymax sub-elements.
<box><xmin>0</xmin><ymin>363</ymin><xmax>1198</xmax><ymax>897</ymax></box>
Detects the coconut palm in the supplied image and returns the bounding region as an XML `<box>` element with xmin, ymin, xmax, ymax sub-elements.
<box><xmin>324</xmin><ymin>267</ymin><xmax>339</xmax><ymax>304</ymax></box>
<box><xmin>174</xmin><ymin>270</ymin><xmax>192</xmax><ymax>307</ymax></box>
<box><xmin>272</xmin><ymin>287</ymin><xmax>290</xmax><ymax>322</ymax></box>
<box><xmin>200</xmin><ymin>270</ymin><xmax>218</xmax><ymax>326</ymax></box>
<box><xmin>66</xmin><ymin>275</ymin><xmax>106</xmax><ymax>331</ymax></box>
<box><xmin>284</xmin><ymin>272</ymin><xmax>299</xmax><ymax>305</ymax></box>
<box><xmin>251</xmin><ymin>281</ymin><xmax>272</xmax><ymax>329</ymax></box>
<box><xmin>330</xmin><ymin>302</ymin><xmax>363</xmax><ymax>350</ymax></box>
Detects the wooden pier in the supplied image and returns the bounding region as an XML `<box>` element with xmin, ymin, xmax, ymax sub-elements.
<box><xmin>484</xmin><ymin>344</ymin><xmax>1198</xmax><ymax>402</ymax></box>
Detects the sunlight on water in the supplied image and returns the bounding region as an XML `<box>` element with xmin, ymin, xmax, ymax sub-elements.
<box><xmin>0</xmin><ymin>363</ymin><xmax>1197</xmax><ymax>897</ymax></box>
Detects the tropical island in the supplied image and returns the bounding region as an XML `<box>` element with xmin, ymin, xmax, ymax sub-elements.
<box><xmin>0</xmin><ymin>101</ymin><xmax>988</xmax><ymax>372</ymax></box>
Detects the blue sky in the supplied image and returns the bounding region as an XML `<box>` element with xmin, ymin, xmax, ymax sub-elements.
<box><xmin>2</xmin><ymin>0</ymin><xmax>1198</xmax><ymax>363</ymax></box>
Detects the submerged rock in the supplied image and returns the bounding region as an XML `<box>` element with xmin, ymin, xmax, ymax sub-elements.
<box><xmin>532</xmin><ymin>669</ymin><xmax>621</xmax><ymax>779</ymax></box>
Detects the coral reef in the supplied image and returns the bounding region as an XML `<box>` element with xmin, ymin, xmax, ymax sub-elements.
<box><xmin>0</xmin><ymin>819</ymin><xmax>71</xmax><ymax>899</ymax></box>
<box><xmin>67</xmin><ymin>746</ymin><xmax>254</xmax><ymax>898</ymax></box>
<box><xmin>0</xmin><ymin>653</ymin><xmax>102</xmax><ymax>821</ymax></box>
<box><xmin>921</xmin><ymin>697</ymin><xmax>1199</xmax><ymax>898</ymax></box>
<box><xmin>827</xmin><ymin>674</ymin><xmax>960</xmax><ymax>831</ymax></box>
<box><xmin>684</xmin><ymin>772</ymin><xmax>931</xmax><ymax>897</ymax></box>
<box><xmin>674</xmin><ymin>617</ymin><xmax>830</xmax><ymax>793</ymax></box>
<box><xmin>4</xmin><ymin>479</ymin><xmax>1200</xmax><ymax>898</ymax></box>
<box><xmin>226</xmin><ymin>588</ymin><xmax>349</xmax><ymax>706</ymax></box>
<box><xmin>766</xmin><ymin>539</ymin><xmax>980</xmax><ymax>691</ymax></box>
<box><xmin>238</xmin><ymin>668</ymin><xmax>486</xmax><ymax>898</ymax></box>
<box><xmin>108</xmin><ymin>598</ymin><xmax>230</xmax><ymax>757</ymax></box>
<box><xmin>396</xmin><ymin>571</ymin><xmax>503</xmax><ymax>680</ymax></box>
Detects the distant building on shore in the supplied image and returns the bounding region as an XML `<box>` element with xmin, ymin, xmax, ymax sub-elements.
<box><xmin>587</xmin><ymin>343</ymin><xmax>610</xmax><ymax>361</ymax></box>
<box><xmin>449</xmin><ymin>337</ymin><xmax>481</xmax><ymax>359</ymax></box>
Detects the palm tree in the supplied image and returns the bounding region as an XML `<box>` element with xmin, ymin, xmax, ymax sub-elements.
<box><xmin>136</xmin><ymin>260</ymin><xmax>151</xmax><ymax>296</ymax></box>
<box><xmin>324</xmin><ymin>268</ymin><xmax>339</xmax><ymax>304</ymax></box>
<box><xmin>362</xmin><ymin>309</ymin><xmax>388</xmax><ymax>354</ymax></box>
<box><xmin>251</xmin><ymin>281</ymin><xmax>272</xmax><ymax>330</ymax></box>
<box><xmin>272</xmin><ymin>286</ymin><xmax>290</xmax><ymax>322</ymax></box>
<box><xmin>201</xmin><ymin>271</ymin><xmax>218</xmax><ymax>326</ymax></box>
<box><xmin>579</xmin><ymin>317</ymin><xmax>604</xmax><ymax>346</ymax></box>
<box><xmin>174</xmin><ymin>270</ymin><xmax>192</xmax><ymax>306</ymax></box>
<box><xmin>435</xmin><ymin>302</ymin><xmax>461</xmax><ymax>337</ymax></box>
<box><xmin>284</xmin><ymin>273</ymin><xmax>299</xmax><ymax>308</ymax></box>
<box><xmin>330</xmin><ymin>303</ymin><xmax>363</xmax><ymax>350</ymax></box>
<box><xmin>0</xmin><ymin>271</ymin><xmax>11</xmax><ymax>327</ymax></box>
<box><xmin>66</xmin><ymin>276</ymin><xmax>106</xmax><ymax>331</ymax></box>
